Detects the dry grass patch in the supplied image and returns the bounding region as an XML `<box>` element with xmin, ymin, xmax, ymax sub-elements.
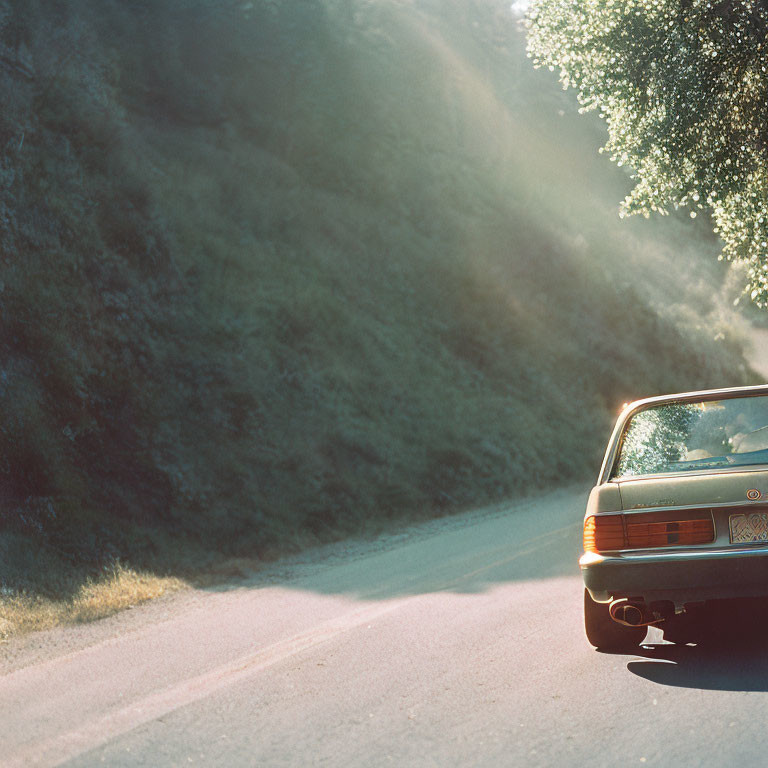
<box><xmin>0</xmin><ymin>565</ymin><xmax>186</xmax><ymax>642</ymax></box>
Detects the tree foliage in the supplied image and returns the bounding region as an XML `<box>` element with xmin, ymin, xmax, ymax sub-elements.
<box><xmin>526</xmin><ymin>0</ymin><xmax>768</xmax><ymax>305</ymax></box>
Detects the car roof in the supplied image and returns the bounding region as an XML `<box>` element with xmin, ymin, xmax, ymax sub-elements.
<box><xmin>623</xmin><ymin>383</ymin><xmax>768</xmax><ymax>412</ymax></box>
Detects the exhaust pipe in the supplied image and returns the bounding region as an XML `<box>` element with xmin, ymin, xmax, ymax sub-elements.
<box><xmin>611</xmin><ymin>602</ymin><xmax>644</xmax><ymax>626</ymax></box>
<box><xmin>609</xmin><ymin>599</ymin><xmax>664</xmax><ymax>627</ymax></box>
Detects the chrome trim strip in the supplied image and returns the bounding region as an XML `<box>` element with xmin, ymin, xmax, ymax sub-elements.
<box><xmin>610</xmin><ymin>464</ymin><xmax>768</xmax><ymax>483</ymax></box>
<box><xmin>608</xmin><ymin>500</ymin><xmax>767</xmax><ymax>516</ymax></box>
<box><xmin>580</xmin><ymin>545</ymin><xmax>768</xmax><ymax>568</ymax></box>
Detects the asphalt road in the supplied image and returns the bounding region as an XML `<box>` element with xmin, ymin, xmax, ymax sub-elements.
<box><xmin>5</xmin><ymin>486</ymin><xmax>768</xmax><ymax>767</ymax></box>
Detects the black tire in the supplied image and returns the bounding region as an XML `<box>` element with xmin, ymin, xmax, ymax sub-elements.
<box><xmin>584</xmin><ymin>589</ymin><xmax>647</xmax><ymax>650</ymax></box>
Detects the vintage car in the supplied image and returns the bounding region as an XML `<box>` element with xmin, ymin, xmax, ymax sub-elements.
<box><xmin>582</xmin><ymin>384</ymin><xmax>768</xmax><ymax>649</ymax></box>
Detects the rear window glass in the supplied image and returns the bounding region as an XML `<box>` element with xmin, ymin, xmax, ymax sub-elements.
<box><xmin>613</xmin><ymin>395</ymin><xmax>768</xmax><ymax>479</ymax></box>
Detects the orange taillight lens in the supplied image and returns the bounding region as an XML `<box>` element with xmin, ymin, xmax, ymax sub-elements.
<box><xmin>584</xmin><ymin>513</ymin><xmax>714</xmax><ymax>553</ymax></box>
<box><xmin>584</xmin><ymin>515</ymin><xmax>625</xmax><ymax>553</ymax></box>
<box><xmin>626</xmin><ymin>518</ymin><xmax>714</xmax><ymax>548</ymax></box>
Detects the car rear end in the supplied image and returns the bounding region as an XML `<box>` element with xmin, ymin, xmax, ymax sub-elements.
<box><xmin>581</xmin><ymin>385</ymin><xmax>768</xmax><ymax>648</ymax></box>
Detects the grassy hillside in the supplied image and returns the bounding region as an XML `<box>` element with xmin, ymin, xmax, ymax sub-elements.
<box><xmin>0</xmin><ymin>0</ymin><xmax>757</xmax><ymax>633</ymax></box>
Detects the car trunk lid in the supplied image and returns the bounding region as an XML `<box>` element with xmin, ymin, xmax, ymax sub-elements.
<box><xmin>617</xmin><ymin>470</ymin><xmax>768</xmax><ymax>510</ymax></box>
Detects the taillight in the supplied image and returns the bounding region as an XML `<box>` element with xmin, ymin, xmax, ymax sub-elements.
<box><xmin>584</xmin><ymin>515</ymin><xmax>624</xmax><ymax>552</ymax></box>
<box><xmin>626</xmin><ymin>518</ymin><xmax>714</xmax><ymax>548</ymax></box>
<box><xmin>584</xmin><ymin>513</ymin><xmax>714</xmax><ymax>552</ymax></box>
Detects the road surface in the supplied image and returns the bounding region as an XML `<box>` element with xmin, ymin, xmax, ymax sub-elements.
<box><xmin>4</xmin><ymin>486</ymin><xmax>768</xmax><ymax>767</ymax></box>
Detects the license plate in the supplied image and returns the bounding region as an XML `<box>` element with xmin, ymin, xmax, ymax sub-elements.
<box><xmin>730</xmin><ymin>512</ymin><xmax>768</xmax><ymax>543</ymax></box>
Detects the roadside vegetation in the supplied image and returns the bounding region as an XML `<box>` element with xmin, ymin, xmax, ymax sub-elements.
<box><xmin>0</xmin><ymin>0</ymin><xmax>758</xmax><ymax>638</ymax></box>
<box><xmin>527</xmin><ymin>0</ymin><xmax>768</xmax><ymax>304</ymax></box>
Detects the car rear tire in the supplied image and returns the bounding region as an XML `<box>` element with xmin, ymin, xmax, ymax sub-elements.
<box><xmin>584</xmin><ymin>589</ymin><xmax>647</xmax><ymax>650</ymax></box>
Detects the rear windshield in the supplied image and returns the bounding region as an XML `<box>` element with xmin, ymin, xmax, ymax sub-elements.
<box><xmin>613</xmin><ymin>395</ymin><xmax>768</xmax><ymax>479</ymax></box>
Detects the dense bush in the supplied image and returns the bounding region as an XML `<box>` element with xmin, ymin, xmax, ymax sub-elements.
<box><xmin>0</xmin><ymin>0</ymin><xmax>755</xmax><ymax>585</ymax></box>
